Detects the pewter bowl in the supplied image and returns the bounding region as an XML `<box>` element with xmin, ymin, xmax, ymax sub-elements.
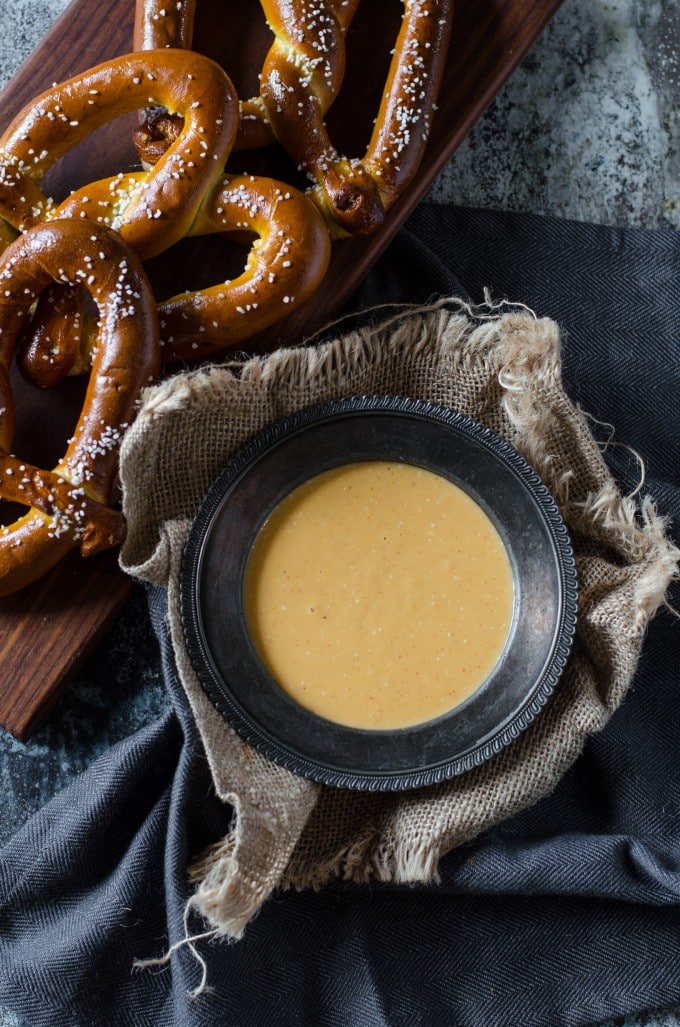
<box><xmin>180</xmin><ymin>395</ymin><xmax>578</xmax><ymax>791</ymax></box>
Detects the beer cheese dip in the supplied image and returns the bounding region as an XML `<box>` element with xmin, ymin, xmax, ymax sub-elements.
<box><xmin>243</xmin><ymin>461</ymin><xmax>514</xmax><ymax>730</ymax></box>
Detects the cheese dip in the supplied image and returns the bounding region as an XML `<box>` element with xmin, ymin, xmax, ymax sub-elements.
<box><xmin>244</xmin><ymin>461</ymin><xmax>514</xmax><ymax>729</ymax></box>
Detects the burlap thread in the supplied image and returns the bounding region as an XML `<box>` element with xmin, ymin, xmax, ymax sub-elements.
<box><xmin>119</xmin><ymin>299</ymin><xmax>679</xmax><ymax>941</ymax></box>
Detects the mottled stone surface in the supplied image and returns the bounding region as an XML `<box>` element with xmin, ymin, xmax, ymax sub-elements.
<box><xmin>0</xmin><ymin>1</ymin><xmax>678</xmax><ymax>1024</ymax></box>
<box><xmin>430</xmin><ymin>0</ymin><xmax>680</xmax><ymax>228</ymax></box>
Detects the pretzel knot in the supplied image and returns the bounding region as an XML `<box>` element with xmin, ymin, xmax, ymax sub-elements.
<box><xmin>0</xmin><ymin>456</ymin><xmax>126</xmax><ymax>555</ymax></box>
<box><xmin>0</xmin><ymin>49</ymin><xmax>239</xmax><ymax>259</ymax></box>
<box><xmin>0</xmin><ymin>220</ymin><xmax>160</xmax><ymax>597</ymax></box>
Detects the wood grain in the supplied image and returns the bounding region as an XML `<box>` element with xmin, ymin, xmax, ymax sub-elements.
<box><xmin>0</xmin><ymin>0</ymin><xmax>564</xmax><ymax>740</ymax></box>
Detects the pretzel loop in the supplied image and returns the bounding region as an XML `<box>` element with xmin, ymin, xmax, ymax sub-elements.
<box><xmin>160</xmin><ymin>172</ymin><xmax>332</xmax><ymax>361</ymax></box>
<box><xmin>0</xmin><ymin>220</ymin><xmax>160</xmax><ymax>596</ymax></box>
<box><xmin>0</xmin><ymin>49</ymin><xmax>239</xmax><ymax>259</ymax></box>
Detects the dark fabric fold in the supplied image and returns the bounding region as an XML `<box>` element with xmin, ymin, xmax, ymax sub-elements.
<box><xmin>1</xmin><ymin>206</ymin><xmax>679</xmax><ymax>1027</ymax></box>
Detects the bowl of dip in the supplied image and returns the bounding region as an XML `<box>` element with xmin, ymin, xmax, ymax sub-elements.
<box><xmin>180</xmin><ymin>395</ymin><xmax>578</xmax><ymax>791</ymax></box>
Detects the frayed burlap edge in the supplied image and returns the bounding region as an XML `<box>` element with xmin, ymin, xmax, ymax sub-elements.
<box><xmin>119</xmin><ymin>298</ymin><xmax>679</xmax><ymax>942</ymax></box>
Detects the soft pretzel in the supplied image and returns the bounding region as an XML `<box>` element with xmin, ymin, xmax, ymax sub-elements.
<box><xmin>132</xmin><ymin>0</ymin><xmax>362</xmax><ymax>158</ymax></box>
<box><xmin>0</xmin><ymin>220</ymin><xmax>160</xmax><ymax>596</ymax></box>
<box><xmin>260</xmin><ymin>0</ymin><xmax>454</xmax><ymax>236</ymax></box>
<box><xmin>0</xmin><ymin>49</ymin><xmax>239</xmax><ymax>259</ymax></box>
<box><xmin>158</xmin><ymin>172</ymin><xmax>332</xmax><ymax>361</ymax></box>
<box><xmin>20</xmin><ymin>171</ymin><xmax>331</xmax><ymax>380</ymax></box>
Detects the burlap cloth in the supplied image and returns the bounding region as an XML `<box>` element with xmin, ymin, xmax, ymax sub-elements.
<box><xmin>118</xmin><ymin>298</ymin><xmax>678</xmax><ymax>941</ymax></box>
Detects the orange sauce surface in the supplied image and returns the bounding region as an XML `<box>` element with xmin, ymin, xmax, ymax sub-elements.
<box><xmin>244</xmin><ymin>461</ymin><xmax>514</xmax><ymax>729</ymax></box>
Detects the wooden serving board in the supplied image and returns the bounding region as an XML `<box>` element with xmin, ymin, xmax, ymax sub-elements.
<box><xmin>0</xmin><ymin>0</ymin><xmax>564</xmax><ymax>740</ymax></box>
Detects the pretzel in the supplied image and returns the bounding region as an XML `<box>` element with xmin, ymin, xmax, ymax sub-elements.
<box><xmin>19</xmin><ymin>171</ymin><xmax>331</xmax><ymax>380</ymax></box>
<box><xmin>158</xmin><ymin>172</ymin><xmax>332</xmax><ymax>361</ymax></box>
<box><xmin>260</xmin><ymin>0</ymin><xmax>454</xmax><ymax>236</ymax></box>
<box><xmin>0</xmin><ymin>220</ymin><xmax>160</xmax><ymax>596</ymax></box>
<box><xmin>0</xmin><ymin>49</ymin><xmax>239</xmax><ymax>259</ymax></box>
<box><xmin>132</xmin><ymin>0</ymin><xmax>362</xmax><ymax>158</ymax></box>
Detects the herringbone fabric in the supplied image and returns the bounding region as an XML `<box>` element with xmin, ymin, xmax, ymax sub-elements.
<box><xmin>0</xmin><ymin>208</ymin><xmax>679</xmax><ymax>1027</ymax></box>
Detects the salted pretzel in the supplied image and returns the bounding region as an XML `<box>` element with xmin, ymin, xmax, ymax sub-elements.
<box><xmin>0</xmin><ymin>220</ymin><xmax>160</xmax><ymax>596</ymax></box>
<box><xmin>132</xmin><ymin>0</ymin><xmax>362</xmax><ymax>158</ymax></box>
<box><xmin>0</xmin><ymin>49</ymin><xmax>239</xmax><ymax>260</ymax></box>
<box><xmin>260</xmin><ymin>0</ymin><xmax>454</xmax><ymax>236</ymax></box>
<box><xmin>158</xmin><ymin>172</ymin><xmax>332</xmax><ymax>361</ymax></box>
<box><xmin>20</xmin><ymin>171</ymin><xmax>332</xmax><ymax>381</ymax></box>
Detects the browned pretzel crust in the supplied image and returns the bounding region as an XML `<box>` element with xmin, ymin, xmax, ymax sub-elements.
<box><xmin>133</xmin><ymin>0</ymin><xmax>362</xmax><ymax>157</ymax></box>
<box><xmin>20</xmin><ymin>171</ymin><xmax>331</xmax><ymax>380</ymax></box>
<box><xmin>159</xmin><ymin>172</ymin><xmax>332</xmax><ymax>361</ymax></box>
<box><xmin>0</xmin><ymin>455</ymin><xmax>126</xmax><ymax>555</ymax></box>
<box><xmin>0</xmin><ymin>49</ymin><xmax>239</xmax><ymax>259</ymax></box>
<box><xmin>134</xmin><ymin>0</ymin><xmax>196</xmax><ymax>50</ymax></box>
<box><xmin>0</xmin><ymin>220</ymin><xmax>160</xmax><ymax>596</ymax></box>
<box><xmin>260</xmin><ymin>0</ymin><xmax>454</xmax><ymax>236</ymax></box>
<box><xmin>18</xmin><ymin>284</ymin><xmax>89</xmax><ymax>388</ymax></box>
